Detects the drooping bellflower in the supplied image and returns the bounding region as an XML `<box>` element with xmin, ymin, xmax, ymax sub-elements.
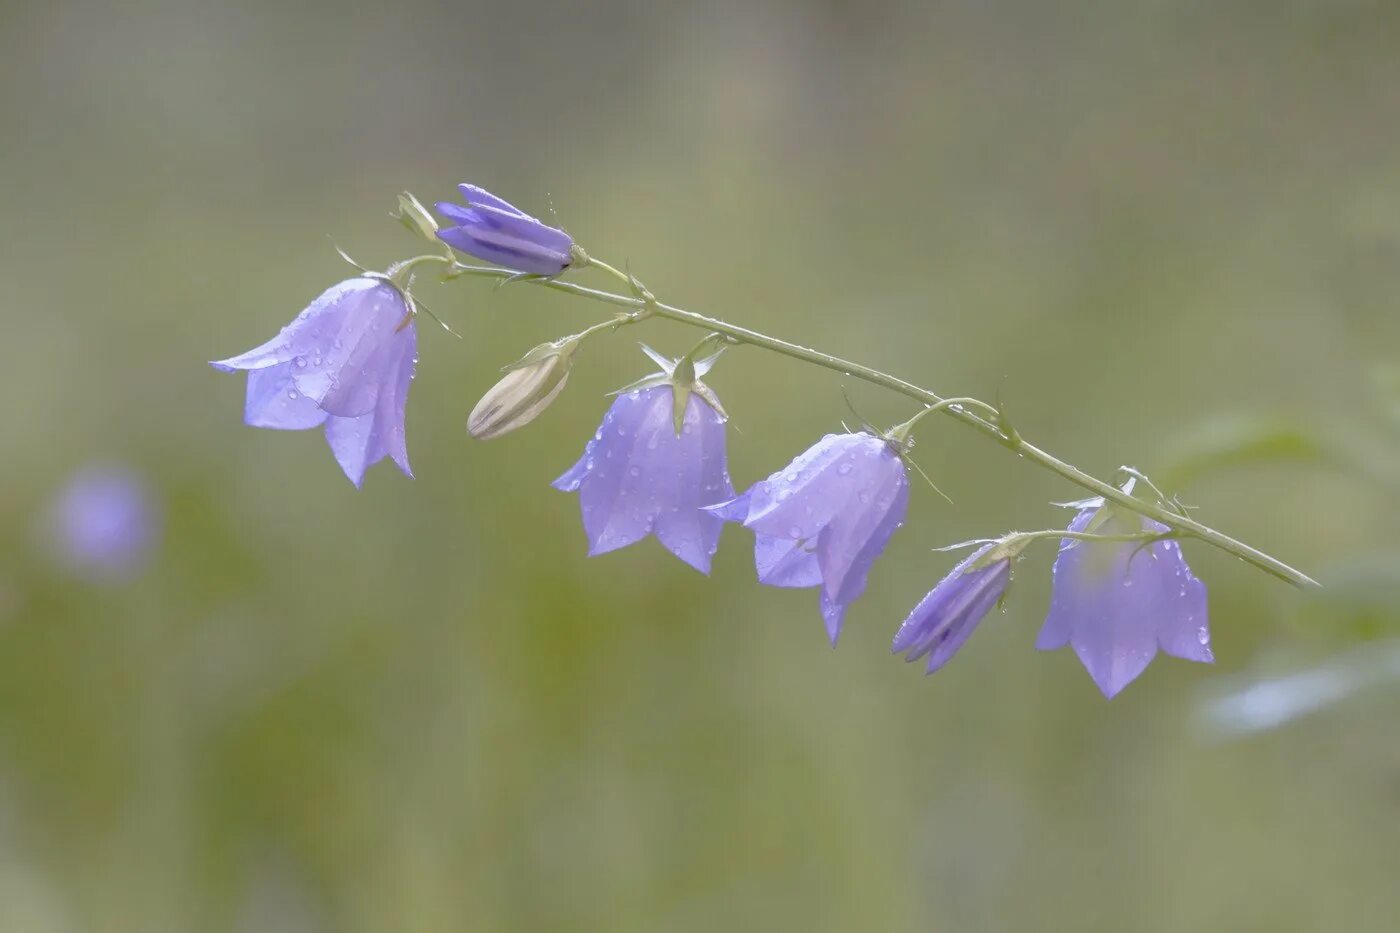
<box><xmin>1036</xmin><ymin>502</ymin><xmax>1212</xmax><ymax>697</ymax></box>
<box><xmin>46</xmin><ymin>464</ymin><xmax>159</xmax><ymax>582</ymax></box>
<box><xmin>892</xmin><ymin>543</ymin><xmax>1012</xmax><ymax>673</ymax></box>
<box><xmin>708</xmin><ymin>432</ymin><xmax>909</xmax><ymax>644</ymax></box>
<box><xmin>552</xmin><ymin>347</ymin><xmax>734</xmax><ymax>573</ymax></box>
<box><xmin>211</xmin><ymin>277</ymin><xmax>418</xmax><ymax>487</ymax></box>
<box><xmin>435</xmin><ymin>184</ymin><xmax>574</xmax><ymax>275</ymax></box>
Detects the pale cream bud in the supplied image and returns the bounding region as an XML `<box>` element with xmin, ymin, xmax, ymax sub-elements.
<box><xmin>467</xmin><ymin>343</ymin><xmax>576</xmax><ymax>440</ymax></box>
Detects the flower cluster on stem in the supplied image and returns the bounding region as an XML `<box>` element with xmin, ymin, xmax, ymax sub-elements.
<box><xmin>209</xmin><ymin>181</ymin><xmax>1319</xmax><ymax>698</ymax></box>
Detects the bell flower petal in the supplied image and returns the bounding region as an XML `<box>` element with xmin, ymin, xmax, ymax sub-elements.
<box><xmin>708</xmin><ymin>432</ymin><xmax>910</xmax><ymax>644</ymax></box>
<box><xmin>1036</xmin><ymin>506</ymin><xmax>1212</xmax><ymax>698</ymax></box>
<box><xmin>212</xmin><ymin>276</ymin><xmax>417</xmax><ymax>486</ymax></box>
<box><xmin>553</xmin><ymin>385</ymin><xmax>734</xmax><ymax>573</ymax></box>
<box><xmin>893</xmin><ymin>544</ymin><xmax>1011</xmax><ymax>674</ymax></box>
<box><xmin>435</xmin><ymin>184</ymin><xmax>574</xmax><ymax>275</ymax></box>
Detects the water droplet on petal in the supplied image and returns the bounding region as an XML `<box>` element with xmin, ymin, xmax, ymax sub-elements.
<box><xmin>858</xmin><ymin>491</ymin><xmax>871</xmax><ymax>504</ymax></box>
<box><xmin>1196</xmin><ymin>626</ymin><xmax>1209</xmax><ymax>645</ymax></box>
<box><xmin>293</xmin><ymin>356</ymin><xmax>307</xmax><ymax>368</ymax></box>
<box><xmin>789</xmin><ymin>526</ymin><xmax>802</xmax><ymax>539</ymax></box>
<box><xmin>628</xmin><ymin>466</ymin><xmax>641</xmax><ymax>477</ymax></box>
<box><xmin>837</xmin><ymin>462</ymin><xmax>853</xmax><ymax>475</ymax></box>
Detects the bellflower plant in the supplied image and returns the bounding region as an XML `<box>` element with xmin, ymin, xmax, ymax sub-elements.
<box><xmin>212</xmin><ymin>177</ymin><xmax>1320</xmax><ymax>704</ymax></box>
<box><xmin>708</xmin><ymin>432</ymin><xmax>910</xmax><ymax>644</ymax></box>
<box><xmin>211</xmin><ymin>276</ymin><xmax>418</xmax><ymax>487</ymax></box>
<box><xmin>552</xmin><ymin>345</ymin><xmax>734</xmax><ymax>573</ymax></box>
<box><xmin>435</xmin><ymin>184</ymin><xmax>574</xmax><ymax>275</ymax></box>
<box><xmin>1035</xmin><ymin>491</ymin><xmax>1212</xmax><ymax>697</ymax></box>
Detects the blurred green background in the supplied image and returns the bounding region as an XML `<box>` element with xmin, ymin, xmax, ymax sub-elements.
<box><xmin>3</xmin><ymin>1</ymin><xmax>1400</xmax><ymax>930</ymax></box>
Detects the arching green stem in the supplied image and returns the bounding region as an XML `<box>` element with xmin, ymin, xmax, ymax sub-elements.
<box><xmin>423</xmin><ymin>252</ymin><xmax>1318</xmax><ymax>589</ymax></box>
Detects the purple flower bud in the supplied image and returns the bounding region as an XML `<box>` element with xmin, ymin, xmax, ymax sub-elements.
<box><xmin>707</xmin><ymin>433</ymin><xmax>909</xmax><ymax>644</ymax></box>
<box><xmin>435</xmin><ymin>184</ymin><xmax>574</xmax><ymax>275</ymax></box>
<box><xmin>553</xmin><ymin>385</ymin><xmax>734</xmax><ymax>573</ymax></box>
<box><xmin>893</xmin><ymin>544</ymin><xmax>1010</xmax><ymax>673</ymax></box>
<box><xmin>1036</xmin><ymin>505</ymin><xmax>1212</xmax><ymax>698</ymax></box>
<box><xmin>47</xmin><ymin>465</ymin><xmax>159</xmax><ymax>582</ymax></box>
<box><xmin>211</xmin><ymin>277</ymin><xmax>417</xmax><ymax>487</ymax></box>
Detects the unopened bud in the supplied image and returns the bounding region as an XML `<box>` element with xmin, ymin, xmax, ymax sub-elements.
<box><xmin>468</xmin><ymin>341</ymin><xmax>577</xmax><ymax>440</ymax></box>
<box><xmin>393</xmin><ymin>191</ymin><xmax>439</xmax><ymax>242</ymax></box>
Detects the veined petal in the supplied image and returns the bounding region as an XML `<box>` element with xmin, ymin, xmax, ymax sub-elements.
<box><xmin>754</xmin><ymin>534</ymin><xmax>822</xmax><ymax>587</ymax></box>
<box><xmin>211</xmin><ymin>278</ymin><xmax>392</xmax><ymax>377</ymax></box>
<box><xmin>652</xmin><ymin>396</ymin><xmax>733</xmax><ymax>573</ymax></box>
<box><xmin>740</xmin><ymin>434</ymin><xmax>882</xmax><ymax>540</ymax></box>
<box><xmin>321</xmin><ymin>322</ymin><xmax>416</xmax><ymax>486</ymax></box>
<box><xmin>568</xmin><ymin>389</ymin><xmax>670</xmax><ymax>554</ymax></box>
<box><xmin>468</xmin><ymin>204</ymin><xmax>574</xmax><ymax>255</ymax></box>
<box><xmin>244</xmin><ymin>363</ymin><xmax>329</xmax><ymax>430</ymax></box>
<box><xmin>1034</xmin><ymin>509</ymin><xmax>1095</xmax><ymax>651</ymax></box>
<box><xmin>456</xmin><ymin>184</ymin><xmax>523</xmax><ymax>215</ymax></box>
<box><xmin>438</xmin><ymin>218</ymin><xmax>571</xmax><ymax>276</ymax></box>
<box><xmin>817</xmin><ymin>459</ymin><xmax>909</xmax><ymax>607</ymax></box>
<box><xmin>292</xmin><ymin>282</ymin><xmax>409</xmax><ymax>416</ymax></box>
<box><xmin>820</xmin><ymin>592</ymin><xmax>846</xmax><ymax>646</ymax></box>
<box><xmin>1133</xmin><ymin>534</ymin><xmax>1213</xmax><ymax>664</ymax></box>
<box><xmin>925</xmin><ymin>572</ymin><xmax>1005</xmax><ymax>673</ymax></box>
<box><xmin>702</xmin><ymin>491</ymin><xmax>752</xmax><ymax>523</ymax></box>
<box><xmin>892</xmin><ymin>546</ymin><xmax>1011</xmax><ymax>674</ymax></box>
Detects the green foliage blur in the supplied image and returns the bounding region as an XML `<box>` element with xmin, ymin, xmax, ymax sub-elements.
<box><xmin>2</xmin><ymin>1</ymin><xmax>1399</xmax><ymax>930</ymax></box>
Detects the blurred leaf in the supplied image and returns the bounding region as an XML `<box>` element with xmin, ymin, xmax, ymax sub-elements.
<box><xmin>1196</xmin><ymin>638</ymin><xmax>1400</xmax><ymax>739</ymax></box>
<box><xmin>1158</xmin><ymin>415</ymin><xmax>1335</xmax><ymax>490</ymax></box>
<box><xmin>1297</xmin><ymin>554</ymin><xmax>1400</xmax><ymax>642</ymax></box>
<box><xmin>1368</xmin><ymin>362</ymin><xmax>1400</xmax><ymax>430</ymax></box>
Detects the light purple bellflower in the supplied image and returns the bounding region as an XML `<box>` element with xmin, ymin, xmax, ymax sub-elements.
<box><xmin>435</xmin><ymin>184</ymin><xmax>574</xmax><ymax>275</ymax></box>
<box><xmin>47</xmin><ymin>464</ymin><xmax>159</xmax><ymax>582</ymax></box>
<box><xmin>708</xmin><ymin>432</ymin><xmax>909</xmax><ymax>644</ymax></box>
<box><xmin>893</xmin><ymin>544</ymin><xmax>1011</xmax><ymax>673</ymax></box>
<box><xmin>1036</xmin><ymin>504</ymin><xmax>1212</xmax><ymax>698</ymax></box>
<box><xmin>211</xmin><ymin>277</ymin><xmax>417</xmax><ymax>487</ymax></box>
<box><xmin>553</xmin><ymin>385</ymin><xmax>734</xmax><ymax>573</ymax></box>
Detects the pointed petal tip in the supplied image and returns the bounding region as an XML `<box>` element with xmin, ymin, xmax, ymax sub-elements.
<box><xmin>821</xmin><ymin>598</ymin><xmax>846</xmax><ymax>646</ymax></box>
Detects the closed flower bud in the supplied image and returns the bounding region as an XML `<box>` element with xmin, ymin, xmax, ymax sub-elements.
<box><xmin>393</xmin><ymin>191</ymin><xmax>439</xmax><ymax>242</ymax></box>
<box><xmin>468</xmin><ymin>340</ymin><xmax>577</xmax><ymax>440</ymax></box>
<box><xmin>435</xmin><ymin>184</ymin><xmax>574</xmax><ymax>275</ymax></box>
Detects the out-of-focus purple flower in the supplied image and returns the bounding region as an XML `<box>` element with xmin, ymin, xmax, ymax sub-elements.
<box><xmin>47</xmin><ymin>465</ymin><xmax>159</xmax><ymax>581</ymax></box>
<box><xmin>435</xmin><ymin>184</ymin><xmax>574</xmax><ymax>275</ymax></box>
<box><xmin>707</xmin><ymin>432</ymin><xmax>909</xmax><ymax>644</ymax></box>
<box><xmin>210</xmin><ymin>277</ymin><xmax>417</xmax><ymax>487</ymax></box>
<box><xmin>553</xmin><ymin>383</ymin><xmax>734</xmax><ymax>573</ymax></box>
<box><xmin>893</xmin><ymin>543</ymin><xmax>1011</xmax><ymax>673</ymax></box>
<box><xmin>1036</xmin><ymin>504</ymin><xmax>1212</xmax><ymax>698</ymax></box>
